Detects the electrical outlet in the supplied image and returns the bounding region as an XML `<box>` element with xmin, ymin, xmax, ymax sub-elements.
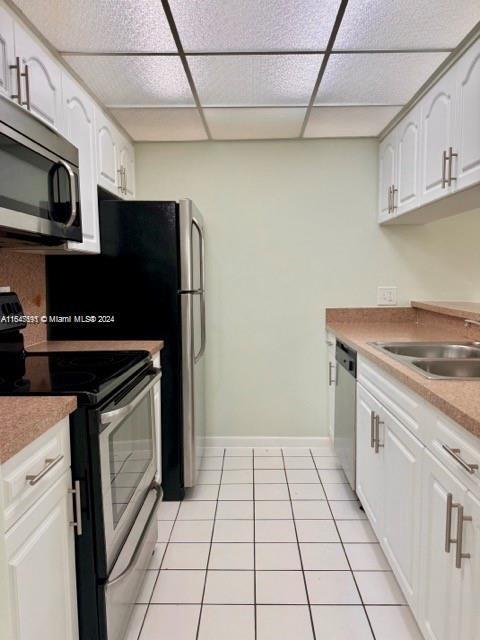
<box><xmin>377</xmin><ymin>286</ymin><xmax>397</xmax><ymax>306</ymax></box>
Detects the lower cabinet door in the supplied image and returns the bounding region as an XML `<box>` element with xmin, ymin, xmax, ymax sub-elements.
<box><xmin>418</xmin><ymin>449</ymin><xmax>465</xmax><ymax>640</ymax></box>
<box><xmin>356</xmin><ymin>384</ymin><xmax>385</xmax><ymax>535</ymax></box>
<box><xmin>381</xmin><ymin>410</ymin><xmax>424</xmax><ymax>610</ymax></box>
<box><xmin>458</xmin><ymin>491</ymin><xmax>480</xmax><ymax>640</ymax></box>
<box><xmin>5</xmin><ymin>471</ymin><xmax>78</xmax><ymax>640</ymax></box>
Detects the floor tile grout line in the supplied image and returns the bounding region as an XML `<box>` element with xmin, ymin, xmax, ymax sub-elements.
<box><xmin>195</xmin><ymin>447</ymin><xmax>226</xmax><ymax>640</ymax></box>
<box><xmin>136</xmin><ymin>499</ymin><xmax>182</xmax><ymax>639</ymax></box>
<box><xmin>309</xmin><ymin>448</ymin><xmax>377</xmax><ymax>640</ymax></box>
<box><xmin>281</xmin><ymin>448</ymin><xmax>318</xmax><ymax>640</ymax></box>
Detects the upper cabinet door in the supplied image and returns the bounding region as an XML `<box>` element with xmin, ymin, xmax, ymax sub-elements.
<box><xmin>378</xmin><ymin>130</ymin><xmax>396</xmax><ymax>222</ymax></box>
<box><xmin>62</xmin><ymin>75</ymin><xmax>100</xmax><ymax>254</ymax></box>
<box><xmin>118</xmin><ymin>137</ymin><xmax>135</xmax><ymax>199</ymax></box>
<box><xmin>420</xmin><ymin>67</ymin><xmax>456</xmax><ymax>205</ymax></box>
<box><xmin>95</xmin><ymin>107</ymin><xmax>120</xmax><ymax>195</ymax></box>
<box><xmin>0</xmin><ymin>5</ymin><xmax>15</xmax><ymax>100</ymax></box>
<box><xmin>396</xmin><ymin>105</ymin><xmax>421</xmax><ymax>216</ymax></box>
<box><xmin>455</xmin><ymin>39</ymin><xmax>480</xmax><ymax>192</ymax></box>
<box><xmin>13</xmin><ymin>23</ymin><xmax>63</xmax><ymax>131</ymax></box>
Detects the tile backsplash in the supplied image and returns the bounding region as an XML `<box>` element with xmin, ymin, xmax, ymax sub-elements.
<box><xmin>0</xmin><ymin>252</ymin><xmax>47</xmax><ymax>346</ymax></box>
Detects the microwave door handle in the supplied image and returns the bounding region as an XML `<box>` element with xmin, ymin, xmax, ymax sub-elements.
<box><xmin>192</xmin><ymin>218</ymin><xmax>206</xmax><ymax>361</ymax></box>
<box><xmin>56</xmin><ymin>159</ymin><xmax>77</xmax><ymax>228</ymax></box>
<box><xmin>100</xmin><ymin>369</ymin><xmax>162</xmax><ymax>425</ymax></box>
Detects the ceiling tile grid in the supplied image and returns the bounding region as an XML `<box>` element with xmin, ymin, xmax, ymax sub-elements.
<box><xmin>11</xmin><ymin>0</ymin><xmax>480</xmax><ymax>141</ymax></box>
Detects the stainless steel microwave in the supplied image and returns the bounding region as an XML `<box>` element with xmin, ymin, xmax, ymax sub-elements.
<box><xmin>0</xmin><ymin>95</ymin><xmax>82</xmax><ymax>247</ymax></box>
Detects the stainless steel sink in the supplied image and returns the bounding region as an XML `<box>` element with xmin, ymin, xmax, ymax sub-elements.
<box><xmin>377</xmin><ymin>342</ymin><xmax>480</xmax><ymax>359</ymax></box>
<box><xmin>369</xmin><ymin>341</ymin><xmax>480</xmax><ymax>380</ymax></box>
<box><xmin>411</xmin><ymin>359</ymin><xmax>480</xmax><ymax>380</ymax></box>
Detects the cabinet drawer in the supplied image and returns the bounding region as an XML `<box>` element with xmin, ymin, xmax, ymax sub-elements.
<box><xmin>2</xmin><ymin>417</ymin><xmax>70</xmax><ymax>531</ymax></box>
<box><xmin>426</xmin><ymin>409</ymin><xmax>480</xmax><ymax>496</ymax></box>
<box><xmin>357</xmin><ymin>356</ymin><xmax>425</xmax><ymax>439</ymax></box>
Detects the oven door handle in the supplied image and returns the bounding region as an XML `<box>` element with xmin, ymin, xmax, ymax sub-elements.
<box><xmin>106</xmin><ymin>482</ymin><xmax>162</xmax><ymax>587</ymax></box>
<box><xmin>100</xmin><ymin>369</ymin><xmax>161</xmax><ymax>425</ymax></box>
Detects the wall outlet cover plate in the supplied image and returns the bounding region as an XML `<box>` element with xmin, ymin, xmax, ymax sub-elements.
<box><xmin>377</xmin><ymin>286</ymin><xmax>397</xmax><ymax>306</ymax></box>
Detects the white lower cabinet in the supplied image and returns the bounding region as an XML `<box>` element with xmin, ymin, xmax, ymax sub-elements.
<box><xmin>4</xmin><ymin>470</ymin><xmax>78</xmax><ymax>640</ymax></box>
<box><xmin>356</xmin><ymin>384</ymin><xmax>385</xmax><ymax>533</ymax></box>
<box><xmin>418</xmin><ymin>449</ymin><xmax>465</xmax><ymax>640</ymax></box>
<box><xmin>356</xmin><ymin>356</ymin><xmax>480</xmax><ymax>639</ymax></box>
<box><xmin>326</xmin><ymin>332</ymin><xmax>336</xmax><ymax>439</ymax></box>
<box><xmin>382</xmin><ymin>409</ymin><xmax>424</xmax><ymax>609</ymax></box>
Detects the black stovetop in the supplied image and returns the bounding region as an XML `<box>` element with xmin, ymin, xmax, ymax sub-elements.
<box><xmin>0</xmin><ymin>350</ymin><xmax>151</xmax><ymax>404</ymax></box>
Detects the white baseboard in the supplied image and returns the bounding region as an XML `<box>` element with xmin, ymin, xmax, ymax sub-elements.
<box><xmin>203</xmin><ymin>436</ymin><xmax>332</xmax><ymax>448</ymax></box>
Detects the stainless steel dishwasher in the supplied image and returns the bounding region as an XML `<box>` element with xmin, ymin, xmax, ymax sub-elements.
<box><xmin>333</xmin><ymin>340</ymin><xmax>357</xmax><ymax>491</ymax></box>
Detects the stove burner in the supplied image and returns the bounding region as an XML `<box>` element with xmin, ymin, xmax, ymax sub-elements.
<box><xmin>50</xmin><ymin>371</ymin><xmax>97</xmax><ymax>387</ymax></box>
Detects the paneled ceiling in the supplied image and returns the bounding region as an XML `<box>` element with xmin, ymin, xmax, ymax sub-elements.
<box><xmin>12</xmin><ymin>0</ymin><xmax>480</xmax><ymax>141</ymax></box>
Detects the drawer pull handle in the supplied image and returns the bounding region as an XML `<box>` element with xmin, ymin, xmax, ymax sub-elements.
<box><xmin>370</xmin><ymin>411</ymin><xmax>376</xmax><ymax>448</ymax></box>
<box><xmin>328</xmin><ymin>362</ymin><xmax>336</xmax><ymax>386</ymax></box>
<box><xmin>455</xmin><ymin>504</ymin><xmax>472</xmax><ymax>569</ymax></box>
<box><xmin>442</xmin><ymin>444</ymin><xmax>479</xmax><ymax>474</ymax></box>
<box><xmin>26</xmin><ymin>454</ymin><xmax>64</xmax><ymax>486</ymax></box>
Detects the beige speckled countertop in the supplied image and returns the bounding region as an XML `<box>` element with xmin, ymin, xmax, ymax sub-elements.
<box><xmin>411</xmin><ymin>300</ymin><xmax>480</xmax><ymax>322</ymax></box>
<box><xmin>327</xmin><ymin>307</ymin><xmax>480</xmax><ymax>439</ymax></box>
<box><xmin>0</xmin><ymin>396</ymin><xmax>77</xmax><ymax>464</ymax></box>
<box><xmin>28</xmin><ymin>339</ymin><xmax>164</xmax><ymax>355</ymax></box>
<box><xmin>1</xmin><ymin>339</ymin><xmax>164</xmax><ymax>465</ymax></box>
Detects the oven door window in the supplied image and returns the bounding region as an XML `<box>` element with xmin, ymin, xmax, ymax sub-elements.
<box><xmin>0</xmin><ymin>132</ymin><xmax>79</xmax><ymax>226</ymax></box>
<box><xmin>108</xmin><ymin>393</ymin><xmax>154</xmax><ymax>528</ymax></box>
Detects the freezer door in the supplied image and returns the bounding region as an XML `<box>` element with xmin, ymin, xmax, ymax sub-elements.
<box><xmin>179</xmin><ymin>200</ymin><xmax>206</xmax><ymax>487</ymax></box>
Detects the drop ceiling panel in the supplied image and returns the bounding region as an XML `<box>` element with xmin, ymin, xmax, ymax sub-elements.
<box><xmin>12</xmin><ymin>0</ymin><xmax>176</xmax><ymax>52</ymax></box>
<box><xmin>189</xmin><ymin>55</ymin><xmax>322</xmax><ymax>106</ymax></box>
<box><xmin>110</xmin><ymin>108</ymin><xmax>207</xmax><ymax>141</ymax></box>
<box><xmin>305</xmin><ymin>106</ymin><xmax>402</xmax><ymax>137</ymax></box>
<box><xmin>316</xmin><ymin>52</ymin><xmax>449</xmax><ymax>104</ymax></box>
<box><xmin>335</xmin><ymin>0</ymin><xmax>480</xmax><ymax>50</ymax></box>
<box><xmin>205</xmin><ymin>108</ymin><xmax>305</xmax><ymax>139</ymax></box>
<box><xmin>64</xmin><ymin>56</ymin><xmax>194</xmax><ymax>106</ymax></box>
<box><xmin>170</xmin><ymin>0</ymin><xmax>341</xmax><ymax>52</ymax></box>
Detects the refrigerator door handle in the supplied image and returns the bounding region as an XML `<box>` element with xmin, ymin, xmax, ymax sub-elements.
<box><xmin>192</xmin><ymin>217</ymin><xmax>206</xmax><ymax>362</ymax></box>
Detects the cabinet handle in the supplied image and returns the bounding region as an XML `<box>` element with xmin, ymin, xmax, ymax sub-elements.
<box><xmin>26</xmin><ymin>454</ymin><xmax>64</xmax><ymax>486</ymax></box>
<box><xmin>117</xmin><ymin>167</ymin><xmax>124</xmax><ymax>193</ymax></box>
<box><xmin>441</xmin><ymin>150</ymin><xmax>448</xmax><ymax>188</ymax></box>
<box><xmin>391</xmin><ymin>185</ymin><xmax>398</xmax><ymax>211</ymax></box>
<box><xmin>9</xmin><ymin>56</ymin><xmax>22</xmax><ymax>104</ymax></box>
<box><xmin>387</xmin><ymin>186</ymin><xmax>392</xmax><ymax>213</ymax></box>
<box><xmin>122</xmin><ymin>166</ymin><xmax>127</xmax><ymax>194</ymax></box>
<box><xmin>447</xmin><ymin>147</ymin><xmax>457</xmax><ymax>186</ymax></box>
<box><xmin>455</xmin><ymin>504</ymin><xmax>472</xmax><ymax>569</ymax></box>
<box><xmin>374</xmin><ymin>414</ymin><xmax>384</xmax><ymax>454</ymax></box>
<box><xmin>21</xmin><ymin>64</ymin><xmax>30</xmax><ymax>110</ymax></box>
<box><xmin>370</xmin><ymin>411</ymin><xmax>376</xmax><ymax>448</ymax></box>
<box><xmin>445</xmin><ymin>492</ymin><xmax>458</xmax><ymax>553</ymax></box>
<box><xmin>328</xmin><ymin>362</ymin><xmax>336</xmax><ymax>386</ymax></box>
<box><xmin>442</xmin><ymin>444</ymin><xmax>479</xmax><ymax>475</ymax></box>
<box><xmin>68</xmin><ymin>480</ymin><xmax>83</xmax><ymax>536</ymax></box>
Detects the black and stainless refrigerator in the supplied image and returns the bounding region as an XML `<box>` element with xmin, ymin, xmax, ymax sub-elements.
<box><xmin>46</xmin><ymin>197</ymin><xmax>206</xmax><ymax>500</ymax></box>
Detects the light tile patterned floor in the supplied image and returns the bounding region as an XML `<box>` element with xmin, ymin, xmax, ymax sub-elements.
<box><xmin>126</xmin><ymin>446</ymin><xmax>423</xmax><ymax>640</ymax></box>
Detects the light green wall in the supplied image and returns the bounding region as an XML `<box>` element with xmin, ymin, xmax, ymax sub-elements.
<box><xmin>136</xmin><ymin>139</ymin><xmax>480</xmax><ymax>437</ymax></box>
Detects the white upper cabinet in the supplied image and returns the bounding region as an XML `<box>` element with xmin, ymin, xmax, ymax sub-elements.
<box><xmin>378</xmin><ymin>36</ymin><xmax>480</xmax><ymax>224</ymax></box>
<box><xmin>118</xmin><ymin>135</ymin><xmax>135</xmax><ymax>199</ymax></box>
<box><xmin>95</xmin><ymin>107</ymin><xmax>120</xmax><ymax>195</ymax></box>
<box><xmin>62</xmin><ymin>75</ymin><xmax>100</xmax><ymax>253</ymax></box>
<box><xmin>419</xmin><ymin>66</ymin><xmax>457</xmax><ymax>204</ymax></box>
<box><xmin>378</xmin><ymin>130</ymin><xmax>396</xmax><ymax>222</ymax></box>
<box><xmin>13</xmin><ymin>23</ymin><xmax>63</xmax><ymax>131</ymax></box>
<box><xmin>455</xmin><ymin>38</ymin><xmax>480</xmax><ymax>192</ymax></box>
<box><xmin>0</xmin><ymin>5</ymin><xmax>14</xmax><ymax>100</ymax></box>
<box><xmin>395</xmin><ymin>104</ymin><xmax>421</xmax><ymax>216</ymax></box>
